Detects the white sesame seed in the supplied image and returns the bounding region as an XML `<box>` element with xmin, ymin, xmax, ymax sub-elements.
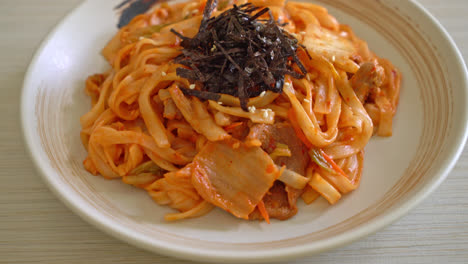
<box><xmin>248</xmin><ymin>106</ymin><xmax>256</xmax><ymax>113</ymax></box>
<box><xmin>304</xmin><ymin>99</ymin><xmax>311</xmax><ymax>103</ymax></box>
<box><xmin>285</xmin><ymin>82</ymin><xmax>291</xmax><ymax>87</ymax></box>
<box><xmin>259</xmin><ymin>91</ymin><xmax>266</xmax><ymax>97</ymax></box>
<box><xmin>139</xmin><ymin>36</ymin><xmax>145</xmax><ymax>40</ymax></box>
<box><xmin>332</xmin><ymin>55</ymin><xmax>336</xmax><ymax>62</ymax></box>
<box><xmin>211</xmin><ymin>45</ymin><xmax>217</xmax><ymax>52</ymax></box>
<box><xmin>306</xmin><ymin>74</ymin><xmax>311</xmax><ymax>82</ymax></box>
<box><xmin>189</xmin><ymin>84</ymin><xmax>196</xmax><ymax>90</ymax></box>
<box><xmin>161</xmin><ymin>71</ymin><xmax>167</xmax><ymax>76</ymax></box>
<box><xmin>260</xmin><ymin>108</ymin><xmax>272</xmax><ymax>119</ymax></box>
<box><xmin>300</xmin><ymin>31</ymin><xmax>306</xmax><ymax>35</ymax></box>
<box><xmin>192</xmin><ymin>10</ymin><xmax>198</xmax><ymax>14</ymax></box>
<box><xmin>218</xmin><ymin>101</ymin><xmax>223</xmax><ymax>105</ymax></box>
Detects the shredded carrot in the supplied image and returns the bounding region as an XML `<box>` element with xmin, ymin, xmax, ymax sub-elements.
<box><xmin>319</xmin><ymin>149</ymin><xmax>349</xmax><ymax>179</ymax></box>
<box><xmin>223</xmin><ymin>122</ymin><xmax>243</xmax><ymax>132</ymax></box>
<box><xmin>257</xmin><ymin>200</ymin><xmax>270</xmax><ymax>224</ymax></box>
<box><xmin>287</xmin><ymin>109</ymin><xmax>313</xmax><ymax>148</ymax></box>
<box><xmin>289</xmin><ymin>107</ymin><xmax>348</xmax><ymax>179</ymax></box>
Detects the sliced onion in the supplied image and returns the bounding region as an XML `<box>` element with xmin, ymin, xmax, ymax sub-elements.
<box><xmin>277</xmin><ymin>167</ymin><xmax>309</xmax><ymax>190</ymax></box>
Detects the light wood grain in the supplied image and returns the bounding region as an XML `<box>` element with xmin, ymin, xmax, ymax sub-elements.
<box><xmin>1</xmin><ymin>0</ymin><xmax>467</xmax><ymax>263</ymax></box>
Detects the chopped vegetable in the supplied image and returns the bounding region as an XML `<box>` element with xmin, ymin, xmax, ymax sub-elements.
<box><xmin>319</xmin><ymin>149</ymin><xmax>349</xmax><ymax>178</ymax></box>
<box><xmin>269</xmin><ymin>143</ymin><xmax>292</xmax><ymax>160</ymax></box>
<box><xmin>129</xmin><ymin>160</ymin><xmax>163</xmax><ymax>175</ymax></box>
<box><xmin>124</xmin><ymin>161</ymin><xmax>164</xmax><ymax>187</ymax></box>
<box><xmin>191</xmin><ymin>141</ymin><xmax>279</xmax><ymax>219</ymax></box>
<box><xmin>309</xmin><ymin>148</ymin><xmax>334</xmax><ymax>174</ymax></box>
<box><xmin>309</xmin><ymin>148</ymin><xmax>349</xmax><ymax>179</ymax></box>
<box><xmin>223</xmin><ymin>122</ymin><xmax>243</xmax><ymax>131</ymax></box>
<box><xmin>277</xmin><ymin>167</ymin><xmax>309</xmax><ymax>189</ymax></box>
<box><xmin>257</xmin><ymin>200</ymin><xmax>270</xmax><ymax>224</ymax></box>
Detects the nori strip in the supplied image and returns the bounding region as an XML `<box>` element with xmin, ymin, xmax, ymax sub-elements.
<box><xmin>171</xmin><ymin>1</ymin><xmax>309</xmax><ymax>110</ymax></box>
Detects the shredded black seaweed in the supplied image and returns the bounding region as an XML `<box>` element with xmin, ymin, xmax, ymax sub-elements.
<box><xmin>180</xmin><ymin>87</ymin><xmax>222</xmax><ymax>102</ymax></box>
<box><xmin>171</xmin><ymin>0</ymin><xmax>308</xmax><ymax>110</ymax></box>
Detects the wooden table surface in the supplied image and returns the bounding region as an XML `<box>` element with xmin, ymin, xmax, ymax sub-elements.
<box><xmin>1</xmin><ymin>0</ymin><xmax>467</xmax><ymax>263</ymax></box>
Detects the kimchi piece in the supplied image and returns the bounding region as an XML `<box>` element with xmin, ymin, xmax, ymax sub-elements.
<box><xmin>191</xmin><ymin>141</ymin><xmax>279</xmax><ymax>219</ymax></box>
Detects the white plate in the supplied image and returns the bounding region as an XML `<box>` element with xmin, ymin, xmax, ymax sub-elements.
<box><xmin>21</xmin><ymin>0</ymin><xmax>468</xmax><ymax>262</ymax></box>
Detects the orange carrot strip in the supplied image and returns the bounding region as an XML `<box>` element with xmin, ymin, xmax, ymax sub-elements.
<box><xmin>320</xmin><ymin>149</ymin><xmax>349</xmax><ymax>179</ymax></box>
<box><xmin>257</xmin><ymin>200</ymin><xmax>270</xmax><ymax>224</ymax></box>
<box><xmin>223</xmin><ymin>122</ymin><xmax>243</xmax><ymax>131</ymax></box>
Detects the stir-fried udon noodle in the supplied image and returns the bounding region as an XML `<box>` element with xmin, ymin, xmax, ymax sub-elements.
<box><xmin>80</xmin><ymin>0</ymin><xmax>401</xmax><ymax>222</ymax></box>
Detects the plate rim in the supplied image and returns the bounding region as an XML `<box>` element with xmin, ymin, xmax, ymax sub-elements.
<box><xmin>20</xmin><ymin>0</ymin><xmax>468</xmax><ymax>262</ymax></box>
